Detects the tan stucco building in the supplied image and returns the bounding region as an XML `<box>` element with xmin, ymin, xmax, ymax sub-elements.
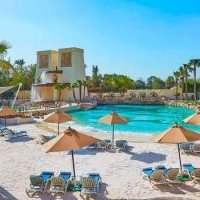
<box><xmin>31</xmin><ymin>47</ymin><xmax>87</xmax><ymax>102</ymax></box>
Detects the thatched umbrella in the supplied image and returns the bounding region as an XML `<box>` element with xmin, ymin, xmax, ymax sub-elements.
<box><xmin>99</xmin><ymin>112</ymin><xmax>127</xmax><ymax>145</ymax></box>
<box><xmin>155</xmin><ymin>123</ymin><xmax>200</xmax><ymax>172</ymax></box>
<box><xmin>44</xmin><ymin>110</ymin><xmax>72</xmax><ymax>135</ymax></box>
<box><xmin>44</xmin><ymin>127</ymin><xmax>98</xmax><ymax>177</ymax></box>
<box><xmin>0</xmin><ymin>106</ymin><xmax>18</xmax><ymax>127</ymax></box>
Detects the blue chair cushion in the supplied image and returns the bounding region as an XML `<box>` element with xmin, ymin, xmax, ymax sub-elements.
<box><xmin>40</xmin><ymin>171</ymin><xmax>54</xmax><ymax>182</ymax></box>
<box><xmin>183</xmin><ymin>163</ymin><xmax>195</xmax><ymax>173</ymax></box>
<box><xmin>143</xmin><ymin>168</ymin><xmax>153</xmax><ymax>177</ymax></box>
<box><xmin>88</xmin><ymin>173</ymin><xmax>101</xmax><ymax>182</ymax></box>
<box><xmin>59</xmin><ymin>172</ymin><xmax>71</xmax><ymax>181</ymax></box>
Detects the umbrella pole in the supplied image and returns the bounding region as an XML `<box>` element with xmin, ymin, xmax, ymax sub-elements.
<box><xmin>177</xmin><ymin>143</ymin><xmax>182</xmax><ymax>173</ymax></box>
<box><xmin>5</xmin><ymin>118</ymin><xmax>6</xmax><ymax>128</ymax></box>
<box><xmin>57</xmin><ymin>122</ymin><xmax>59</xmax><ymax>136</ymax></box>
<box><xmin>112</xmin><ymin>124</ymin><xmax>115</xmax><ymax>146</ymax></box>
<box><xmin>71</xmin><ymin>150</ymin><xmax>76</xmax><ymax>178</ymax></box>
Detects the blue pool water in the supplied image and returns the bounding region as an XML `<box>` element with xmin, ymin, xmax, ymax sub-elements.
<box><xmin>69</xmin><ymin>105</ymin><xmax>200</xmax><ymax>135</ymax></box>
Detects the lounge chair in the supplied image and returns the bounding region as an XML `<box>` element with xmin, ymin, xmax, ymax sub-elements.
<box><xmin>166</xmin><ymin>168</ymin><xmax>181</xmax><ymax>184</ymax></box>
<box><xmin>88</xmin><ymin>173</ymin><xmax>102</xmax><ymax>192</ymax></box>
<box><xmin>80</xmin><ymin>176</ymin><xmax>99</xmax><ymax>197</ymax></box>
<box><xmin>59</xmin><ymin>172</ymin><xmax>71</xmax><ymax>190</ymax></box>
<box><xmin>40</xmin><ymin>171</ymin><xmax>54</xmax><ymax>186</ymax></box>
<box><xmin>192</xmin><ymin>144</ymin><xmax>200</xmax><ymax>153</ymax></box>
<box><xmin>148</xmin><ymin>170</ymin><xmax>166</xmax><ymax>186</ymax></box>
<box><xmin>191</xmin><ymin>168</ymin><xmax>200</xmax><ymax>182</ymax></box>
<box><xmin>96</xmin><ymin>141</ymin><xmax>107</xmax><ymax>151</ymax></box>
<box><xmin>0</xmin><ymin>127</ymin><xmax>10</xmax><ymax>136</ymax></box>
<box><xmin>183</xmin><ymin>163</ymin><xmax>195</xmax><ymax>174</ymax></box>
<box><xmin>180</xmin><ymin>142</ymin><xmax>194</xmax><ymax>154</ymax></box>
<box><xmin>116</xmin><ymin>140</ymin><xmax>128</xmax><ymax>151</ymax></box>
<box><xmin>4</xmin><ymin>129</ymin><xmax>27</xmax><ymax>139</ymax></box>
<box><xmin>48</xmin><ymin>177</ymin><xmax>66</xmax><ymax>196</ymax></box>
<box><xmin>26</xmin><ymin>175</ymin><xmax>44</xmax><ymax>197</ymax></box>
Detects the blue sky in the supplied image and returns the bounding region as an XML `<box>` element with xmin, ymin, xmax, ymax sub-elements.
<box><xmin>1</xmin><ymin>0</ymin><xmax>200</xmax><ymax>80</ymax></box>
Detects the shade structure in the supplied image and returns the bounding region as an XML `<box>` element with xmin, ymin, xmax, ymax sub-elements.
<box><xmin>99</xmin><ymin>112</ymin><xmax>127</xmax><ymax>145</ymax></box>
<box><xmin>44</xmin><ymin>110</ymin><xmax>72</xmax><ymax>135</ymax></box>
<box><xmin>44</xmin><ymin>127</ymin><xmax>98</xmax><ymax>177</ymax></box>
<box><xmin>0</xmin><ymin>106</ymin><xmax>18</xmax><ymax>127</ymax></box>
<box><xmin>185</xmin><ymin>112</ymin><xmax>200</xmax><ymax>125</ymax></box>
<box><xmin>155</xmin><ymin>124</ymin><xmax>200</xmax><ymax>171</ymax></box>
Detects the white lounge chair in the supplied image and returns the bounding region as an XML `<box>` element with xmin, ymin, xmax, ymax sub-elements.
<box><xmin>148</xmin><ymin>170</ymin><xmax>167</xmax><ymax>186</ymax></box>
<box><xmin>166</xmin><ymin>168</ymin><xmax>181</xmax><ymax>184</ymax></box>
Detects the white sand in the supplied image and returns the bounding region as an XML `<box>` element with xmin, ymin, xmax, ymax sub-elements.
<box><xmin>0</xmin><ymin>123</ymin><xmax>200</xmax><ymax>200</ymax></box>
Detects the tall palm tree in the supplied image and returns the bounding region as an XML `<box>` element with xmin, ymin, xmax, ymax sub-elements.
<box><xmin>76</xmin><ymin>80</ymin><xmax>83</xmax><ymax>102</ymax></box>
<box><xmin>179</xmin><ymin>66</ymin><xmax>185</xmax><ymax>99</ymax></box>
<box><xmin>82</xmin><ymin>80</ymin><xmax>88</xmax><ymax>98</ymax></box>
<box><xmin>15</xmin><ymin>59</ymin><xmax>25</xmax><ymax>69</ymax></box>
<box><xmin>183</xmin><ymin>64</ymin><xmax>190</xmax><ymax>100</ymax></box>
<box><xmin>188</xmin><ymin>59</ymin><xmax>200</xmax><ymax>100</ymax></box>
<box><xmin>173</xmin><ymin>71</ymin><xmax>180</xmax><ymax>101</ymax></box>
<box><xmin>72</xmin><ymin>82</ymin><xmax>78</xmax><ymax>102</ymax></box>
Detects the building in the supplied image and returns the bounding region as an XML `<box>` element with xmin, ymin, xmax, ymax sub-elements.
<box><xmin>31</xmin><ymin>47</ymin><xmax>87</xmax><ymax>102</ymax></box>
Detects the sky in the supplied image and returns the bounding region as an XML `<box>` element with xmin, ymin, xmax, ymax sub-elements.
<box><xmin>1</xmin><ymin>0</ymin><xmax>200</xmax><ymax>80</ymax></box>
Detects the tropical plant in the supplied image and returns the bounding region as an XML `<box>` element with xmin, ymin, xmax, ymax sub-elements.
<box><xmin>173</xmin><ymin>71</ymin><xmax>180</xmax><ymax>100</ymax></box>
<box><xmin>0</xmin><ymin>41</ymin><xmax>14</xmax><ymax>72</ymax></box>
<box><xmin>92</xmin><ymin>65</ymin><xmax>101</xmax><ymax>87</ymax></box>
<box><xmin>179</xmin><ymin>66</ymin><xmax>185</xmax><ymax>99</ymax></box>
<box><xmin>82</xmin><ymin>80</ymin><xmax>88</xmax><ymax>98</ymax></box>
<box><xmin>54</xmin><ymin>83</ymin><xmax>70</xmax><ymax>102</ymax></box>
<box><xmin>76</xmin><ymin>80</ymin><xmax>83</xmax><ymax>101</ymax></box>
<box><xmin>14</xmin><ymin>59</ymin><xmax>25</xmax><ymax>69</ymax></box>
<box><xmin>183</xmin><ymin>64</ymin><xmax>190</xmax><ymax>99</ymax></box>
<box><xmin>165</xmin><ymin>76</ymin><xmax>175</xmax><ymax>89</ymax></box>
<box><xmin>72</xmin><ymin>82</ymin><xmax>79</xmax><ymax>102</ymax></box>
<box><xmin>188</xmin><ymin>59</ymin><xmax>200</xmax><ymax>100</ymax></box>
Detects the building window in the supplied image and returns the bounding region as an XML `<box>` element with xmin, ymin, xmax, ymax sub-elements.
<box><xmin>61</xmin><ymin>52</ymin><xmax>71</xmax><ymax>67</ymax></box>
<box><xmin>39</xmin><ymin>55</ymin><xmax>48</xmax><ymax>68</ymax></box>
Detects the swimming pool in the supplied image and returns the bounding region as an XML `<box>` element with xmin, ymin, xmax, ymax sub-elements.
<box><xmin>69</xmin><ymin>104</ymin><xmax>199</xmax><ymax>135</ymax></box>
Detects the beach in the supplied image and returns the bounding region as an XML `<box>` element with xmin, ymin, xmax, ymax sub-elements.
<box><xmin>0</xmin><ymin>123</ymin><xmax>200</xmax><ymax>200</ymax></box>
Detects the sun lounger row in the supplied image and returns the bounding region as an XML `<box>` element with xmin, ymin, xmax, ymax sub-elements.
<box><xmin>26</xmin><ymin>171</ymin><xmax>102</xmax><ymax>198</ymax></box>
<box><xmin>143</xmin><ymin>164</ymin><xmax>200</xmax><ymax>186</ymax></box>
<box><xmin>88</xmin><ymin>139</ymin><xmax>128</xmax><ymax>151</ymax></box>
<box><xmin>180</xmin><ymin>142</ymin><xmax>200</xmax><ymax>153</ymax></box>
<box><xmin>0</xmin><ymin>127</ymin><xmax>27</xmax><ymax>138</ymax></box>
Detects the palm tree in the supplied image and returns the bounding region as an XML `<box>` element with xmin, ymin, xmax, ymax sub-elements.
<box><xmin>76</xmin><ymin>80</ymin><xmax>83</xmax><ymax>102</ymax></box>
<box><xmin>183</xmin><ymin>64</ymin><xmax>190</xmax><ymax>99</ymax></box>
<box><xmin>188</xmin><ymin>59</ymin><xmax>200</xmax><ymax>100</ymax></box>
<box><xmin>54</xmin><ymin>83</ymin><xmax>71</xmax><ymax>102</ymax></box>
<box><xmin>179</xmin><ymin>66</ymin><xmax>185</xmax><ymax>99</ymax></box>
<box><xmin>72</xmin><ymin>82</ymin><xmax>78</xmax><ymax>102</ymax></box>
<box><xmin>15</xmin><ymin>59</ymin><xmax>25</xmax><ymax>69</ymax></box>
<box><xmin>82</xmin><ymin>80</ymin><xmax>88</xmax><ymax>98</ymax></box>
<box><xmin>0</xmin><ymin>41</ymin><xmax>13</xmax><ymax>72</ymax></box>
<box><xmin>173</xmin><ymin>71</ymin><xmax>180</xmax><ymax>100</ymax></box>
<box><xmin>0</xmin><ymin>41</ymin><xmax>10</xmax><ymax>58</ymax></box>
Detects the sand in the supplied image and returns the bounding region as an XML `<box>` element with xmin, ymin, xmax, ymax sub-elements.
<box><xmin>0</xmin><ymin>123</ymin><xmax>200</xmax><ymax>200</ymax></box>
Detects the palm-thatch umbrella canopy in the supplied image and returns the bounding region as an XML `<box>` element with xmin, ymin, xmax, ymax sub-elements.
<box><xmin>185</xmin><ymin>112</ymin><xmax>200</xmax><ymax>125</ymax></box>
<box><xmin>44</xmin><ymin>127</ymin><xmax>98</xmax><ymax>177</ymax></box>
<box><xmin>155</xmin><ymin>123</ymin><xmax>200</xmax><ymax>172</ymax></box>
<box><xmin>99</xmin><ymin>112</ymin><xmax>127</xmax><ymax>145</ymax></box>
<box><xmin>0</xmin><ymin>106</ymin><xmax>18</xmax><ymax>127</ymax></box>
<box><xmin>44</xmin><ymin>110</ymin><xmax>72</xmax><ymax>135</ymax></box>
